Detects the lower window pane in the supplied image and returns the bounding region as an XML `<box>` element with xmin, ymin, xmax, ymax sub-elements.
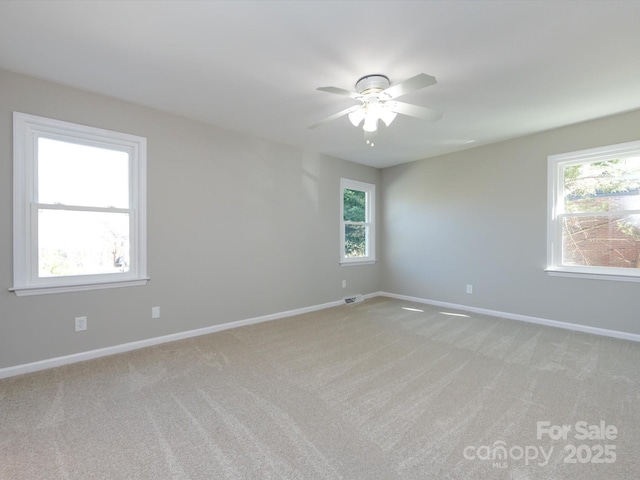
<box><xmin>345</xmin><ymin>224</ymin><xmax>367</xmax><ymax>258</ymax></box>
<box><xmin>562</xmin><ymin>215</ymin><xmax>640</xmax><ymax>268</ymax></box>
<box><xmin>38</xmin><ymin>209</ymin><xmax>130</xmax><ymax>277</ymax></box>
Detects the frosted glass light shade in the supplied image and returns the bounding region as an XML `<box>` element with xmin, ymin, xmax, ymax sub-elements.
<box><xmin>363</xmin><ymin>115</ymin><xmax>378</xmax><ymax>132</ymax></box>
<box><xmin>348</xmin><ymin>109</ymin><xmax>365</xmax><ymax>127</ymax></box>
<box><xmin>380</xmin><ymin>109</ymin><xmax>397</xmax><ymax>127</ymax></box>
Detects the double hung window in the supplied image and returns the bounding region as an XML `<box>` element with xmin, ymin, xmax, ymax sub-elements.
<box><xmin>340</xmin><ymin>178</ymin><xmax>376</xmax><ymax>265</ymax></box>
<box><xmin>12</xmin><ymin>112</ymin><xmax>148</xmax><ymax>295</ymax></box>
<box><xmin>547</xmin><ymin>140</ymin><xmax>640</xmax><ymax>281</ymax></box>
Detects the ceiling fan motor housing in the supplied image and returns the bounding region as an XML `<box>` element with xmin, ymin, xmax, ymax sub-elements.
<box><xmin>355</xmin><ymin>74</ymin><xmax>390</xmax><ymax>95</ymax></box>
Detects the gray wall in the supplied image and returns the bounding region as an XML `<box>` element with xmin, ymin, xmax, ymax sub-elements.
<box><xmin>3</xmin><ymin>66</ymin><xmax>639</xmax><ymax>371</ymax></box>
<box><xmin>0</xmin><ymin>69</ymin><xmax>381</xmax><ymax>369</ymax></box>
<box><xmin>381</xmin><ymin>109</ymin><xmax>640</xmax><ymax>335</ymax></box>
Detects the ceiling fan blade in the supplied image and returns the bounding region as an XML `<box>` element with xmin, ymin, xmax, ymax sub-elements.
<box><xmin>388</xmin><ymin>101</ymin><xmax>442</xmax><ymax>121</ymax></box>
<box><xmin>317</xmin><ymin>86</ymin><xmax>362</xmax><ymax>100</ymax></box>
<box><xmin>308</xmin><ymin>105</ymin><xmax>362</xmax><ymax>129</ymax></box>
<box><xmin>383</xmin><ymin>73</ymin><xmax>437</xmax><ymax>99</ymax></box>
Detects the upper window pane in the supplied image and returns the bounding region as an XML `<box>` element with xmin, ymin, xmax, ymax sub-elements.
<box><xmin>563</xmin><ymin>158</ymin><xmax>640</xmax><ymax>213</ymax></box>
<box><xmin>343</xmin><ymin>188</ymin><xmax>366</xmax><ymax>222</ymax></box>
<box><xmin>38</xmin><ymin>137</ymin><xmax>130</xmax><ymax>208</ymax></box>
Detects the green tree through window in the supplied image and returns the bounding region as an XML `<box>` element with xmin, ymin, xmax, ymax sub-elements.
<box><xmin>340</xmin><ymin>178</ymin><xmax>375</xmax><ymax>264</ymax></box>
<box><xmin>344</xmin><ymin>188</ymin><xmax>366</xmax><ymax>256</ymax></box>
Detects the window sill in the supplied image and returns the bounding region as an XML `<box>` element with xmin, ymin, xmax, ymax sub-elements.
<box><xmin>340</xmin><ymin>260</ymin><xmax>377</xmax><ymax>267</ymax></box>
<box><xmin>10</xmin><ymin>278</ymin><xmax>149</xmax><ymax>296</ymax></box>
<box><xmin>545</xmin><ymin>269</ymin><xmax>640</xmax><ymax>283</ymax></box>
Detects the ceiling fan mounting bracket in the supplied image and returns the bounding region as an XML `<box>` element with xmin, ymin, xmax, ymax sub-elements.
<box><xmin>355</xmin><ymin>74</ymin><xmax>390</xmax><ymax>95</ymax></box>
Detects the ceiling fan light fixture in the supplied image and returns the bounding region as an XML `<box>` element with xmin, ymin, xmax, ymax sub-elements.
<box><xmin>348</xmin><ymin>108</ymin><xmax>365</xmax><ymax>127</ymax></box>
<box><xmin>311</xmin><ymin>72</ymin><xmax>441</xmax><ymax>148</ymax></box>
<box><xmin>380</xmin><ymin>108</ymin><xmax>398</xmax><ymax>127</ymax></box>
<box><xmin>363</xmin><ymin>115</ymin><xmax>378</xmax><ymax>132</ymax></box>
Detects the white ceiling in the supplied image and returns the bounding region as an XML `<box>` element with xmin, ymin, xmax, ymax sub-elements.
<box><xmin>2</xmin><ymin>1</ymin><xmax>640</xmax><ymax>169</ymax></box>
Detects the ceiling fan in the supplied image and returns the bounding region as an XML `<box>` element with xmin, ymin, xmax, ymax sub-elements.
<box><xmin>309</xmin><ymin>73</ymin><xmax>442</xmax><ymax>146</ymax></box>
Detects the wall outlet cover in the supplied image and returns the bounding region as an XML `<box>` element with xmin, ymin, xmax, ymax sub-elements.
<box><xmin>75</xmin><ymin>316</ymin><xmax>87</xmax><ymax>332</ymax></box>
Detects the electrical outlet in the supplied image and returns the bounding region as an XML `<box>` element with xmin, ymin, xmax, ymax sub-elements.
<box><xmin>75</xmin><ymin>316</ymin><xmax>87</xmax><ymax>332</ymax></box>
<box><xmin>152</xmin><ymin>306</ymin><xmax>160</xmax><ymax>319</ymax></box>
<box><xmin>466</xmin><ymin>284</ymin><xmax>473</xmax><ymax>294</ymax></box>
<box><xmin>342</xmin><ymin>280</ymin><xmax>347</xmax><ymax>288</ymax></box>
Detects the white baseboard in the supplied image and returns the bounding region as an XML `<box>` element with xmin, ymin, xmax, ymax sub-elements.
<box><xmin>4</xmin><ymin>291</ymin><xmax>638</xmax><ymax>380</ymax></box>
<box><xmin>0</xmin><ymin>298</ymin><xmax>344</xmax><ymax>380</ymax></box>
<box><xmin>376</xmin><ymin>291</ymin><xmax>640</xmax><ymax>343</ymax></box>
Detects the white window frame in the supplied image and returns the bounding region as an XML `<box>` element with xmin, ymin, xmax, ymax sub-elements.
<box><xmin>340</xmin><ymin>178</ymin><xmax>376</xmax><ymax>265</ymax></box>
<box><xmin>547</xmin><ymin>139</ymin><xmax>640</xmax><ymax>282</ymax></box>
<box><xmin>11</xmin><ymin>112</ymin><xmax>148</xmax><ymax>296</ymax></box>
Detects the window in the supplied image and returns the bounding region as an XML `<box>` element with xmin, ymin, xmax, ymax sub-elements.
<box><xmin>547</xmin><ymin>140</ymin><xmax>640</xmax><ymax>281</ymax></box>
<box><xmin>12</xmin><ymin>112</ymin><xmax>148</xmax><ymax>295</ymax></box>
<box><xmin>340</xmin><ymin>178</ymin><xmax>375</xmax><ymax>265</ymax></box>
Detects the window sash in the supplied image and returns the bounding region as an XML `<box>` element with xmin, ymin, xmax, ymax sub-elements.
<box><xmin>35</xmin><ymin>135</ymin><xmax>135</xmax><ymax>205</ymax></box>
<box><xmin>30</xmin><ymin>204</ymin><xmax>136</xmax><ymax>284</ymax></box>
<box><xmin>344</xmin><ymin>221</ymin><xmax>371</xmax><ymax>258</ymax></box>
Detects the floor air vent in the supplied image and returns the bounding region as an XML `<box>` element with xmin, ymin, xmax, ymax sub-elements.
<box><xmin>344</xmin><ymin>295</ymin><xmax>364</xmax><ymax>305</ymax></box>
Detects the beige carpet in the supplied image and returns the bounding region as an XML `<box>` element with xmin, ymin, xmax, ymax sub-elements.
<box><xmin>1</xmin><ymin>297</ymin><xmax>639</xmax><ymax>479</ymax></box>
